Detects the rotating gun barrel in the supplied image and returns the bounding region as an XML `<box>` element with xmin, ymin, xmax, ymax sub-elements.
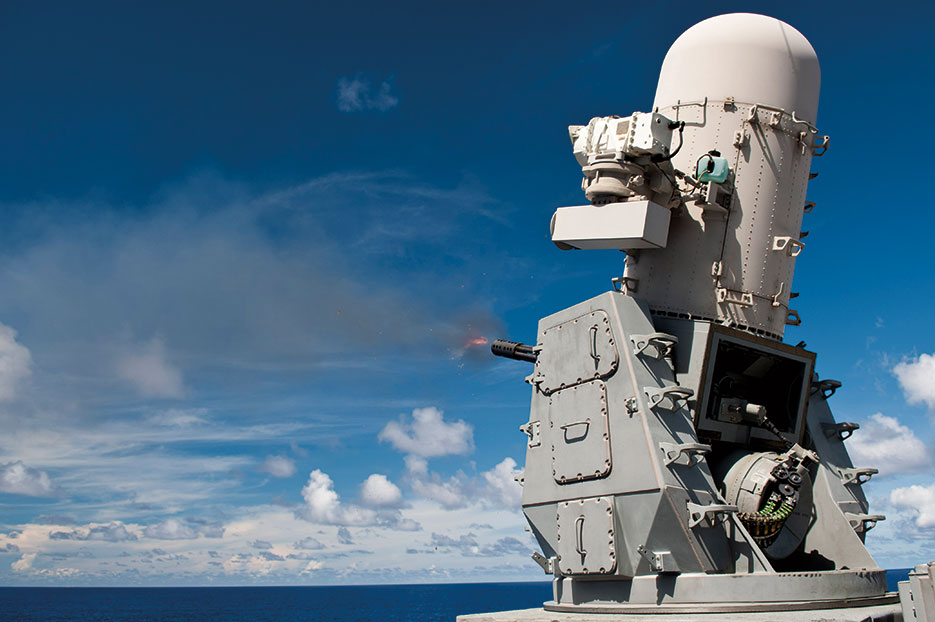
<box><xmin>490</xmin><ymin>339</ymin><xmax>537</xmax><ymax>363</ymax></box>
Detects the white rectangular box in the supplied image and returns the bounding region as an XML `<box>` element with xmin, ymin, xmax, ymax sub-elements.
<box><xmin>550</xmin><ymin>200</ymin><xmax>671</xmax><ymax>250</ymax></box>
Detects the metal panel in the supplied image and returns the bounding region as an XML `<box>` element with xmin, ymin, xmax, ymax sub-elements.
<box><xmin>556</xmin><ymin>496</ymin><xmax>616</xmax><ymax>575</ymax></box>
<box><xmin>537</xmin><ymin>310</ymin><xmax>618</xmax><ymax>395</ymax></box>
<box><xmin>549</xmin><ymin>380</ymin><xmax>611</xmax><ymax>484</ymax></box>
<box><xmin>550</xmin><ymin>200</ymin><xmax>671</xmax><ymax>250</ymax></box>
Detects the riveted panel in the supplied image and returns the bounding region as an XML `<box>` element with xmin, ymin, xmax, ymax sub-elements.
<box><xmin>537</xmin><ymin>310</ymin><xmax>618</xmax><ymax>395</ymax></box>
<box><xmin>549</xmin><ymin>380</ymin><xmax>612</xmax><ymax>484</ymax></box>
<box><xmin>556</xmin><ymin>496</ymin><xmax>616</xmax><ymax>575</ymax></box>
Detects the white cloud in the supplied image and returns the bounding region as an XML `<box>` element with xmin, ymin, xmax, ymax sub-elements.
<box><xmin>298</xmin><ymin>470</ymin><xmax>378</xmax><ymax>526</ymax></box>
<box><xmin>405</xmin><ymin>456</ymin><xmax>428</xmax><ymax>476</ymax></box>
<box><xmin>359</xmin><ymin>474</ymin><xmax>402</xmax><ymax>508</ymax></box>
<box><xmin>482</xmin><ymin>458</ymin><xmax>523</xmax><ymax>508</ymax></box>
<box><xmin>147</xmin><ymin>408</ymin><xmax>208</xmax><ymax>427</ymax></box>
<box><xmin>846</xmin><ymin>413</ymin><xmax>930</xmax><ymax>475</ymax></box>
<box><xmin>12</xmin><ymin>553</ymin><xmax>36</xmax><ymax>572</ymax></box>
<box><xmin>379</xmin><ymin>407</ymin><xmax>474</xmax><ymax>458</ymax></box>
<box><xmin>258</xmin><ymin>455</ymin><xmax>296</xmax><ymax>479</ymax></box>
<box><xmin>0</xmin><ymin>323</ymin><xmax>31</xmax><ymax>401</ymax></box>
<box><xmin>428</xmin><ymin>532</ymin><xmax>529</xmax><ymax>557</ymax></box>
<box><xmin>297</xmin><ymin>470</ymin><xmax>419</xmax><ymax>531</ymax></box>
<box><xmin>301</xmin><ymin>560</ymin><xmax>323</xmax><ymax>573</ymax></box>
<box><xmin>895</xmin><ymin>353</ymin><xmax>935</xmax><ymax>409</ymax></box>
<box><xmin>890</xmin><ymin>484</ymin><xmax>935</xmax><ymax>528</ymax></box>
<box><xmin>405</xmin><ymin>457</ymin><xmax>522</xmax><ymax>510</ymax></box>
<box><xmin>411</xmin><ymin>472</ymin><xmax>470</xmax><ymax>509</ymax></box>
<box><xmin>293</xmin><ymin>536</ymin><xmax>324</xmax><ymax>550</ymax></box>
<box><xmin>336</xmin><ymin>74</ymin><xmax>398</xmax><ymax>112</ymax></box>
<box><xmin>51</xmin><ymin>522</ymin><xmax>138</xmax><ymax>542</ymax></box>
<box><xmin>143</xmin><ymin>518</ymin><xmax>223</xmax><ymax>540</ymax></box>
<box><xmin>0</xmin><ymin>461</ymin><xmax>59</xmax><ymax>497</ymax></box>
<box><xmin>116</xmin><ymin>337</ymin><xmax>184</xmax><ymax>398</ymax></box>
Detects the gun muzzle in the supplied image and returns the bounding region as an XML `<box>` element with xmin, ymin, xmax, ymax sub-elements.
<box><xmin>491</xmin><ymin>339</ymin><xmax>537</xmax><ymax>363</ymax></box>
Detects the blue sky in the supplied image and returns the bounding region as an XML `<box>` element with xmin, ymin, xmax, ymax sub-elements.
<box><xmin>0</xmin><ymin>1</ymin><xmax>933</xmax><ymax>585</ymax></box>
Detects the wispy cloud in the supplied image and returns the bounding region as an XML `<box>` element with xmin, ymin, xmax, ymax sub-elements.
<box><xmin>335</xmin><ymin>74</ymin><xmax>398</xmax><ymax>112</ymax></box>
<box><xmin>117</xmin><ymin>337</ymin><xmax>184</xmax><ymax>398</ymax></box>
<box><xmin>0</xmin><ymin>323</ymin><xmax>31</xmax><ymax>401</ymax></box>
<box><xmin>258</xmin><ymin>455</ymin><xmax>296</xmax><ymax>479</ymax></box>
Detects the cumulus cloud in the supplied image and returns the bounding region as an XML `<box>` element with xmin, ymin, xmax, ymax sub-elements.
<box><xmin>143</xmin><ymin>518</ymin><xmax>223</xmax><ymax>540</ymax></box>
<box><xmin>890</xmin><ymin>484</ymin><xmax>935</xmax><ymax>528</ymax></box>
<box><xmin>297</xmin><ymin>470</ymin><xmax>419</xmax><ymax>531</ymax></box>
<box><xmin>0</xmin><ymin>461</ymin><xmax>59</xmax><ymax>497</ymax></box>
<box><xmin>258</xmin><ymin>551</ymin><xmax>284</xmax><ymax>561</ymax></box>
<box><xmin>337</xmin><ymin>527</ymin><xmax>354</xmax><ymax>545</ymax></box>
<box><xmin>298</xmin><ymin>470</ymin><xmax>378</xmax><ymax>526</ymax></box>
<box><xmin>482</xmin><ymin>458</ymin><xmax>523</xmax><ymax>507</ymax></box>
<box><xmin>336</xmin><ymin>74</ymin><xmax>398</xmax><ymax>112</ymax></box>
<box><xmin>301</xmin><ymin>560</ymin><xmax>323</xmax><ymax>573</ymax></box>
<box><xmin>12</xmin><ymin>553</ymin><xmax>36</xmax><ymax>572</ymax></box>
<box><xmin>847</xmin><ymin>413</ymin><xmax>930</xmax><ymax>475</ymax></box>
<box><xmin>379</xmin><ymin>407</ymin><xmax>473</xmax><ymax>458</ymax></box>
<box><xmin>116</xmin><ymin>337</ymin><xmax>184</xmax><ymax>398</ymax></box>
<box><xmin>50</xmin><ymin>522</ymin><xmax>138</xmax><ymax>542</ymax></box>
<box><xmin>359</xmin><ymin>474</ymin><xmax>402</xmax><ymax>508</ymax></box>
<box><xmin>405</xmin><ymin>457</ymin><xmax>522</xmax><ymax>510</ymax></box>
<box><xmin>258</xmin><ymin>455</ymin><xmax>296</xmax><ymax>479</ymax></box>
<box><xmin>293</xmin><ymin>536</ymin><xmax>324</xmax><ymax>550</ymax></box>
<box><xmin>0</xmin><ymin>323</ymin><xmax>31</xmax><ymax>401</ymax></box>
<box><xmin>894</xmin><ymin>353</ymin><xmax>935</xmax><ymax>409</ymax></box>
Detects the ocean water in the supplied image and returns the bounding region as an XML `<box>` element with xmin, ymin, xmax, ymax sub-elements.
<box><xmin>0</xmin><ymin>572</ymin><xmax>913</xmax><ymax>621</ymax></box>
<box><xmin>0</xmin><ymin>582</ymin><xmax>553</xmax><ymax>622</ymax></box>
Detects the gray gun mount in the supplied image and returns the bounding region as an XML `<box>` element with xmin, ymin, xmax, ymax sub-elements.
<box><xmin>461</xmin><ymin>12</ymin><xmax>934</xmax><ymax>622</ymax></box>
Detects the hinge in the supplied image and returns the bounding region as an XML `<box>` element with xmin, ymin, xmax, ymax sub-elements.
<box><xmin>637</xmin><ymin>545</ymin><xmax>679</xmax><ymax>574</ymax></box>
<box><xmin>716</xmin><ymin>287</ymin><xmax>754</xmax><ymax>307</ymax></box>
<box><xmin>531</xmin><ymin>552</ymin><xmax>555</xmax><ymax>574</ymax></box>
<box><xmin>519</xmin><ymin>421</ymin><xmax>541</xmax><ymax>447</ymax></box>
<box><xmin>612</xmin><ymin>276</ymin><xmax>638</xmax><ymax>294</ymax></box>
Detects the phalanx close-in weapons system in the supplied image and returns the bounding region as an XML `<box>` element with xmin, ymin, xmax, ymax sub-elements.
<box><xmin>465</xmin><ymin>13</ymin><xmax>935</xmax><ymax>622</ymax></box>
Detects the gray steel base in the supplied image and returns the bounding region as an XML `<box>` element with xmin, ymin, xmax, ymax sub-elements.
<box><xmin>457</xmin><ymin>601</ymin><xmax>901</xmax><ymax>622</ymax></box>
<box><xmin>548</xmin><ymin>570</ymin><xmax>892</xmax><ymax>611</ymax></box>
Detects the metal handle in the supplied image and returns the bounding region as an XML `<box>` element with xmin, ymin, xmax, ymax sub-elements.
<box><xmin>687</xmin><ymin>502</ymin><xmax>738</xmax><ymax>529</ymax></box>
<box><xmin>839</xmin><ymin>467</ymin><xmax>877</xmax><ymax>486</ymax></box>
<box><xmin>644</xmin><ymin>386</ymin><xmax>695</xmax><ymax>411</ymax></box>
<box><xmin>575</xmin><ymin>516</ymin><xmax>587</xmax><ymax>557</ymax></box>
<box><xmin>630</xmin><ymin>332</ymin><xmax>678</xmax><ymax>359</ymax></box>
<box><xmin>560</xmin><ymin>420</ymin><xmax>590</xmax><ymax>442</ymax></box>
<box><xmin>811</xmin><ymin>378</ymin><xmax>842</xmax><ymax>399</ymax></box>
<box><xmin>589</xmin><ymin>326</ymin><xmax>601</xmax><ymax>366</ymax></box>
